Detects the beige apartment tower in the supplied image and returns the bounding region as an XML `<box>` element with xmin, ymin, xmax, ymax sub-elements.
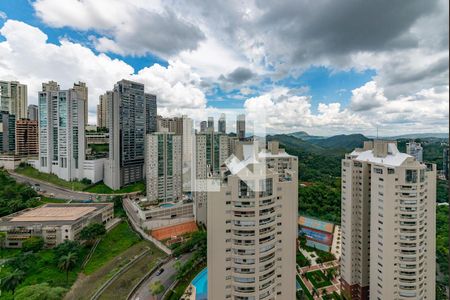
<box><xmin>0</xmin><ymin>80</ymin><xmax>28</xmax><ymax>119</ymax></box>
<box><xmin>207</xmin><ymin>142</ymin><xmax>298</xmax><ymax>300</ymax></box>
<box><xmin>340</xmin><ymin>140</ymin><xmax>435</xmax><ymax>300</ymax></box>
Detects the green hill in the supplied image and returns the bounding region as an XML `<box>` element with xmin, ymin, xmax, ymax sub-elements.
<box><xmin>309</xmin><ymin>133</ymin><xmax>369</xmax><ymax>150</ymax></box>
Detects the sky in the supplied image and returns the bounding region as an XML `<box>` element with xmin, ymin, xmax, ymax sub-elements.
<box><xmin>0</xmin><ymin>0</ymin><xmax>448</xmax><ymax>136</ymax></box>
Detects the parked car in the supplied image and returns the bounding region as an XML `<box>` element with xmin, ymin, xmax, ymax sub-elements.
<box><xmin>156</xmin><ymin>268</ymin><xmax>164</xmax><ymax>276</ymax></box>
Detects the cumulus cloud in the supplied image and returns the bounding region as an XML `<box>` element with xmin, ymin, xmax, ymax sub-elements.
<box><xmin>33</xmin><ymin>0</ymin><xmax>205</xmax><ymax>57</ymax></box>
<box><xmin>350</xmin><ymin>81</ymin><xmax>387</xmax><ymax>111</ymax></box>
<box><xmin>0</xmin><ymin>20</ymin><xmax>207</xmax><ymax>124</ymax></box>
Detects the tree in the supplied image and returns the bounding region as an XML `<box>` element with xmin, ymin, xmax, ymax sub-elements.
<box><xmin>58</xmin><ymin>252</ymin><xmax>78</xmax><ymax>285</ymax></box>
<box><xmin>14</xmin><ymin>283</ymin><xmax>67</xmax><ymax>300</ymax></box>
<box><xmin>22</xmin><ymin>236</ymin><xmax>44</xmax><ymax>252</ymax></box>
<box><xmin>0</xmin><ymin>269</ymin><xmax>25</xmax><ymax>295</ymax></box>
<box><xmin>80</xmin><ymin>223</ymin><xmax>106</xmax><ymax>245</ymax></box>
<box><xmin>6</xmin><ymin>252</ymin><xmax>34</xmax><ymax>272</ymax></box>
<box><xmin>149</xmin><ymin>280</ymin><xmax>164</xmax><ymax>296</ymax></box>
<box><xmin>53</xmin><ymin>240</ymin><xmax>80</xmax><ymax>263</ymax></box>
<box><xmin>0</xmin><ymin>231</ymin><xmax>6</xmax><ymax>258</ymax></box>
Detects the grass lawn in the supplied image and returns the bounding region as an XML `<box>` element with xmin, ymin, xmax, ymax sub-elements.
<box><xmin>305</xmin><ymin>270</ymin><xmax>332</xmax><ymax>289</ymax></box>
<box><xmin>15</xmin><ymin>165</ymin><xmax>89</xmax><ymax>191</ymax></box>
<box><xmin>297</xmin><ymin>275</ymin><xmax>313</xmax><ymax>300</ymax></box>
<box><xmin>83</xmin><ymin>221</ymin><xmax>141</xmax><ymax>274</ymax></box>
<box><xmin>165</xmin><ymin>262</ymin><xmax>206</xmax><ymax>300</ymax></box>
<box><xmin>39</xmin><ymin>196</ymin><xmax>68</xmax><ymax>203</ymax></box>
<box><xmin>83</xmin><ymin>181</ymin><xmax>145</xmax><ymax>194</ymax></box>
<box><xmin>98</xmin><ymin>243</ymin><xmax>165</xmax><ymax>300</ymax></box>
<box><xmin>0</xmin><ymin>246</ymin><xmax>90</xmax><ymax>300</ymax></box>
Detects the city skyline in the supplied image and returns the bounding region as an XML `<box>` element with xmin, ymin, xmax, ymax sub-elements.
<box><xmin>0</xmin><ymin>0</ymin><xmax>448</xmax><ymax>136</ymax></box>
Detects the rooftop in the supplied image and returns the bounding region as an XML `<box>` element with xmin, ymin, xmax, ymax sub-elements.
<box><xmin>350</xmin><ymin>142</ymin><xmax>413</xmax><ymax>167</ymax></box>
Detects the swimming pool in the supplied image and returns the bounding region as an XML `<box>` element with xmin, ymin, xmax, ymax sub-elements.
<box><xmin>192</xmin><ymin>268</ymin><xmax>207</xmax><ymax>299</ymax></box>
<box><xmin>159</xmin><ymin>203</ymin><xmax>175</xmax><ymax>208</ymax></box>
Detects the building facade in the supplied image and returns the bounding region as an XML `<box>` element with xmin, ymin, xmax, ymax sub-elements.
<box><xmin>72</xmin><ymin>81</ymin><xmax>88</xmax><ymax>127</ymax></box>
<box><xmin>207</xmin><ymin>143</ymin><xmax>298</xmax><ymax>299</ymax></box>
<box><xmin>104</xmin><ymin>80</ymin><xmax>146</xmax><ymax>190</ymax></box>
<box><xmin>38</xmin><ymin>81</ymin><xmax>86</xmax><ymax>181</ymax></box>
<box><xmin>15</xmin><ymin>119</ymin><xmax>38</xmax><ymax>157</ymax></box>
<box><xmin>0</xmin><ymin>203</ymin><xmax>113</xmax><ymax>248</ymax></box>
<box><xmin>340</xmin><ymin>140</ymin><xmax>436</xmax><ymax>300</ymax></box>
<box><xmin>97</xmin><ymin>92</ymin><xmax>111</xmax><ymax>128</ymax></box>
<box><xmin>218</xmin><ymin>113</ymin><xmax>226</xmax><ymax>134</ymax></box>
<box><xmin>27</xmin><ymin>104</ymin><xmax>38</xmax><ymax>121</ymax></box>
<box><xmin>406</xmin><ymin>141</ymin><xmax>423</xmax><ymax>162</ymax></box>
<box><xmin>0</xmin><ymin>112</ymin><xmax>15</xmax><ymax>153</ymax></box>
<box><xmin>145</xmin><ymin>93</ymin><xmax>157</xmax><ymax>134</ymax></box>
<box><xmin>0</xmin><ymin>80</ymin><xmax>27</xmax><ymax>120</ymax></box>
<box><xmin>236</xmin><ymin>114</ymin><xmax>246</xmax><ymax>140</ymax></box>
<box><xmin>146</xmin><ymin>132</ymin><xmax>182</xmax><ymax>203</ymax></box>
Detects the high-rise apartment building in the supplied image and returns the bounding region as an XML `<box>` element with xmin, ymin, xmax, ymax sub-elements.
<box><xmin>104</xmin><ymin>80</ymin><xmax>146</xmax><ymax>190</ymax></box>
<box><xmin>207</xmin><ymin>142</ymin><xmax>298</xmax><ymax>299</ymax></box>
<box><xmin>145</xmin><ymin>132</ymin><xmax>182</xmax><ymax>203</ymax></box>
<box><xmin>194</xmin><ymin>132</ymin><xmax>230</xmax><ymax>224</ymax></box>
<box><xmin>341</xmin><ymin>140</ymin><xmax>436</xmax><ymax>300</ymax></box>
<box><xmin>406</xmin><ymin>141</ymin><xmax>423</xmax><ymax>162</ymax></box>
<box><xmin>72</xmin><ymin>81</ymin><xmax>88</xmax><ymax>127</ymax></box>
<box><xmin>237</xmin><ymin>114</ymin><xmax>246</xmax><ymax>140</ymax></box>
<box><xmin>208</xmin><ymin>117</ymin><xmax>214</xmax><ymax>131</ymax></box>
<box><xmin>15</xmin><ymin>119</ymin><xmax>38</xmax><ymax>157</ymax></box>
<box><xmin>145</xmin><ymin>93</ymin><xmax>157</xmax><ymax>134</ymax></box>
<box><xmin>0</xmin><ymin>80</ymin><xmax>27</xmax><ymax>119</ymax></box>
<box><xmin>218</xmin><ymin>113</ymin><xmax>226</xmax><ymax>134</ymax></box>
<box><xmin>38</xmin><ymin>81</ymin><xmax>86</xmax><ymax>181</ymax></box>
<box><xmin>157</xmin><ymin>116</ymin><xmax>183</xmax><ymax>135</ymax></box>
<box><xmin>27</xmin><ymin>104</ymin><xmax>38</xmax><ymax>121</ymax></box>
<box><xmin>97</xmin><ymin>92</ymin><xmax>111</xmax><ymax>129</ymax></box>
<box><xmin>200</xmin><ymin>121</ymin><xmax>207</xmax><ymax>132</ymax></box>
<box><xmin>0</xmin><ymin>112</ymin><xmax>15</xmax><ymax>153</ymax></box>
<box><xmin>443</xmin><ymin>147</ymin><xmax>449</xmax><ymax>180</ymax></box>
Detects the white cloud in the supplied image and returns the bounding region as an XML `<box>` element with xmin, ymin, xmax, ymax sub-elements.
<box><xmin>0</xmin><ymin>11</ymin><xmax>7</xmax><ymax>20</ymax></box>
<box><xmin>0</xmin><ymin>20</ymin><xmax>207</xmax><ymax>124</ymax></box>
<box><xmin>350</xmin><ymin>81</ymin><xmax>387</xmax><ymax>111</ymax></box>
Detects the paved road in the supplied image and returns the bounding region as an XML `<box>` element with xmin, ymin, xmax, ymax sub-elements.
<box><xmin>132</xmin><ymin>253</ymin><xmax>193</xmax><ymax>300</ymax></box>
<box><xmin>9</xmin><ymin>172</ymin><xmax>91</xmax><ymax>201</ymax></box>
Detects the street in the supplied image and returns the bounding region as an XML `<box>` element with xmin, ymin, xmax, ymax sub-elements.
<box><xmin>132</xmin><ymin>253</ymin><xmax>193</xmax><ymax>300</ymax></box>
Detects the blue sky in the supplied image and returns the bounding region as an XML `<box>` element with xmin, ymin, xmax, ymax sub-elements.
<box><xmin>0</xmin><ymin>0</ymin><xmax>447</xmax><ymax>135</ymax></box>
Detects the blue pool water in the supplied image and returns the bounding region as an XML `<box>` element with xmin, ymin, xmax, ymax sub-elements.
<box><xmin>159</xmin><ymin>203</ymin><xmax>174</xmax><ymax>208</ymax></box>
<box><xmin>192</xmin><ymin>268</ymin><xmax>207</xmax><ymax>299</ymax></box>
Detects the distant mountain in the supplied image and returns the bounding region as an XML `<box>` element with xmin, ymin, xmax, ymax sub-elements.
<box><xmin>288</xmin><ymin>131</ymin><xmax>324</xmax><ymax>140</ymax></box>
<box><xmin>383</xmin><ymin>133</ymin><xmax>448</xmax><ymax>140</ymax></box>
<box><xmin>309</xmin><ymin>134</ymin><xmax>369</xmax><ymax>150</ymax></box>
<box><xmin>266</xmin><ymin>134</ymin><xmax>324</xmax><ymax>153</ymax></box>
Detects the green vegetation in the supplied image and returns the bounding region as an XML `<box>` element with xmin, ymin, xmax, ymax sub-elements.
<box><xmin>436</xmin><ymin>179</ymin><xmax>448</xmax><ymax>203</ymax></box>
<box><xmin>83</xmin><ymin>181</ymin><xmax>145</xmax><ymax>194</ymax></box>
<box><xmin>297</xmin><ymin>275</ymin><xmax>313</xmax><ymax>300</ymax></box>
<box><xmin>149</xmin><ymin>280</ymin><xmax>164</xmax><ymax>296</ymax></box>
<box><xmin>0</xmin><ymin>169</ymin><xmax>40</xmax><ymax>217</ymax></box>
<box><xmin>296</xmin><ymin>249</ymin><xmax>311</xmax><ymax>268</ymax></box>
<box><xmin>299</xmin><ymin>180</ymin><xmax>341</xmax><ymax>223</ymax></box>
<box><xmin>436</xmin><ymin>205</ymin><xmax>449</xmax><ymax>298</ymax></box>
<box><xmin>323</xmin><ymin>291</ymin><xmax>341</xmax><ymax>300</ymax></box>
<box><xmin>22</xmin><ymin>236</ymin><xmax>44</xmax><ymax>253</ymax></box>
<box><xmin>14</xmin><ymin>283</ymin><xmax>67</xmax><ymax>300</ymax></box>
<box><xmin>83</xmin><ymin>221</ymin><xmax>141</xmax><ymax>274</ymax></box>
<box><xmin>305</xmin><ymin>270</ymin><xmax>332</xmax><ymax>289</ymax></box>
<box><xmin>299</xmin><ymin>234</ymin><xmax>336</xmax><ymax>263</ymax></box>
<box><xmin>79</xmin><ymin>223</ymin><xmax>106</xmax><ymax>245</ymax></box>
<box><xmin>89</xmin><ymin>143</ymin><xmax>109</xmax><ymax>153</ymax></box>
<box><xmin>165</xmin><ymin>262</ymin><xmax>206</xmax><ymax>300</ymax></box>
<box><xmin>15</xmin><ymin>165</ymin><xmax>89</xmax><ymax>191</ymax></box>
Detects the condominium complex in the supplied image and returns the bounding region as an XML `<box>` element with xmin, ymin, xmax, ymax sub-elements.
<box><xmin>97</xmin><ymin>91</ymin><xmax>111</xmax><ymax>128</ymax></box>
<box><xmin>27</xmin><ymin>104</ymin><xmax>38</xmax><ymax>121</ymax></box>
<box><xmin>157</xmin><ymin>116</ymin><xmax>184</xmax><ymax>135</ymax></box>
<box><xmin>236</xmin><ymin>114</ymin><xmax>246</xmax><ymax>140</ymax></box>
<box><xmin>0</xmin><ymin>80</ymin><xmax>28</xmax><ymax>119</ymax></box>
<box><xmin>0</xmin><ymin>203</ymin><xmax>113</xmax><ymax>248</ymax></box>
<box><xmin>208</xmin><ymin>117</ymin><xmax>214</xmax><ymax>131</ymax></box>
<box><xmin>218</xmin><ymin>113</ymin><xmax>226</xmax><ymax>134</ymax></box>
<box><xmin>72</xmin><ymin>81</ymin><xmax>88</xmax><ymax>127</ymax></box>
<box><xmin>0</xmin><ymin>111</ymin><xmax>15</xmax><ymax>153</ymax></box>
<box><xmin>200</xmin><ymin>120</ymin><xmax>207</xmax><ymax>132</ymax></box>
<box><xmin>145</xmin><ymin>132</ymin><xmax>182</xmax><ymax>203</ymax></box>
<box><xmin>341</xmin><ymin>140</ymin><xmax>436</xmax><ymax>300</ymax></box>
<box><xmin>37</xmin><ymin>81</ymin><xmax>86</xmax><ymax>181</ymax></box>
<box><xmin>104</xmin><ymin>80</ymin><xmax>146</xmax><ymax>190</ymax></box>
<box><xmin>207</xmin><ymin>142</ymin><xmax>298</xmax><ymax>299</ymax></box>
<box><xmin>194</xmin><ymin>132</ymin><xmax>230</xmax><ymax>224</ymax></box>
<box><xmin>145</xmin><ymin>93</ymin><xmax>157</xmax><ymax>134</ymax></box>
<box><xmin>15</xmin><ymin>119</ymin><xmax>38</xmax><ymax>157</ymax></box>
<box><xmin>406</xmin><ymin>141</ymin><xmax>423</xmax><ymax>162</ymax></box>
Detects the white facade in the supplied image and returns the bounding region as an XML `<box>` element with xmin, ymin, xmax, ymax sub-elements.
<box><xmin>341</xmin><ymin>140</ymin><xmax>435</xmax><ymax>300</ymax></box>
<box><xmin>38</xmin><ymin>81</ymin><xmax>86</xmax><ymax>181</ymax></box>
<box><xmin>146</xmin><ymin>132</ymin><xmax>182</xmax><ymax>203</ymax></box>
<box><xmin>83</xmin><ymin>158</ymin><xmax>105</xmax><ymax>183</ymax></box>
<box><xmin>207</xmin><ymin>143</ymin><xmax>298</xmax><ymax>300</ymax></box>
<box><xmin>0</xmin><ymin>81</ymin><xmax>28</xmax><ymax>120</ymax></box>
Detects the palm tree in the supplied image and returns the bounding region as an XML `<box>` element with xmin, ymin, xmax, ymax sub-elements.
<box><xmin>58</xmin><ymin>252</ymin><xmax>78</xmax><ymax>285</ymax></box>
<box><xmin>1</xmin><ymin>269</ymin><xmax>25</xmax><ymax>295</ymax></box>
